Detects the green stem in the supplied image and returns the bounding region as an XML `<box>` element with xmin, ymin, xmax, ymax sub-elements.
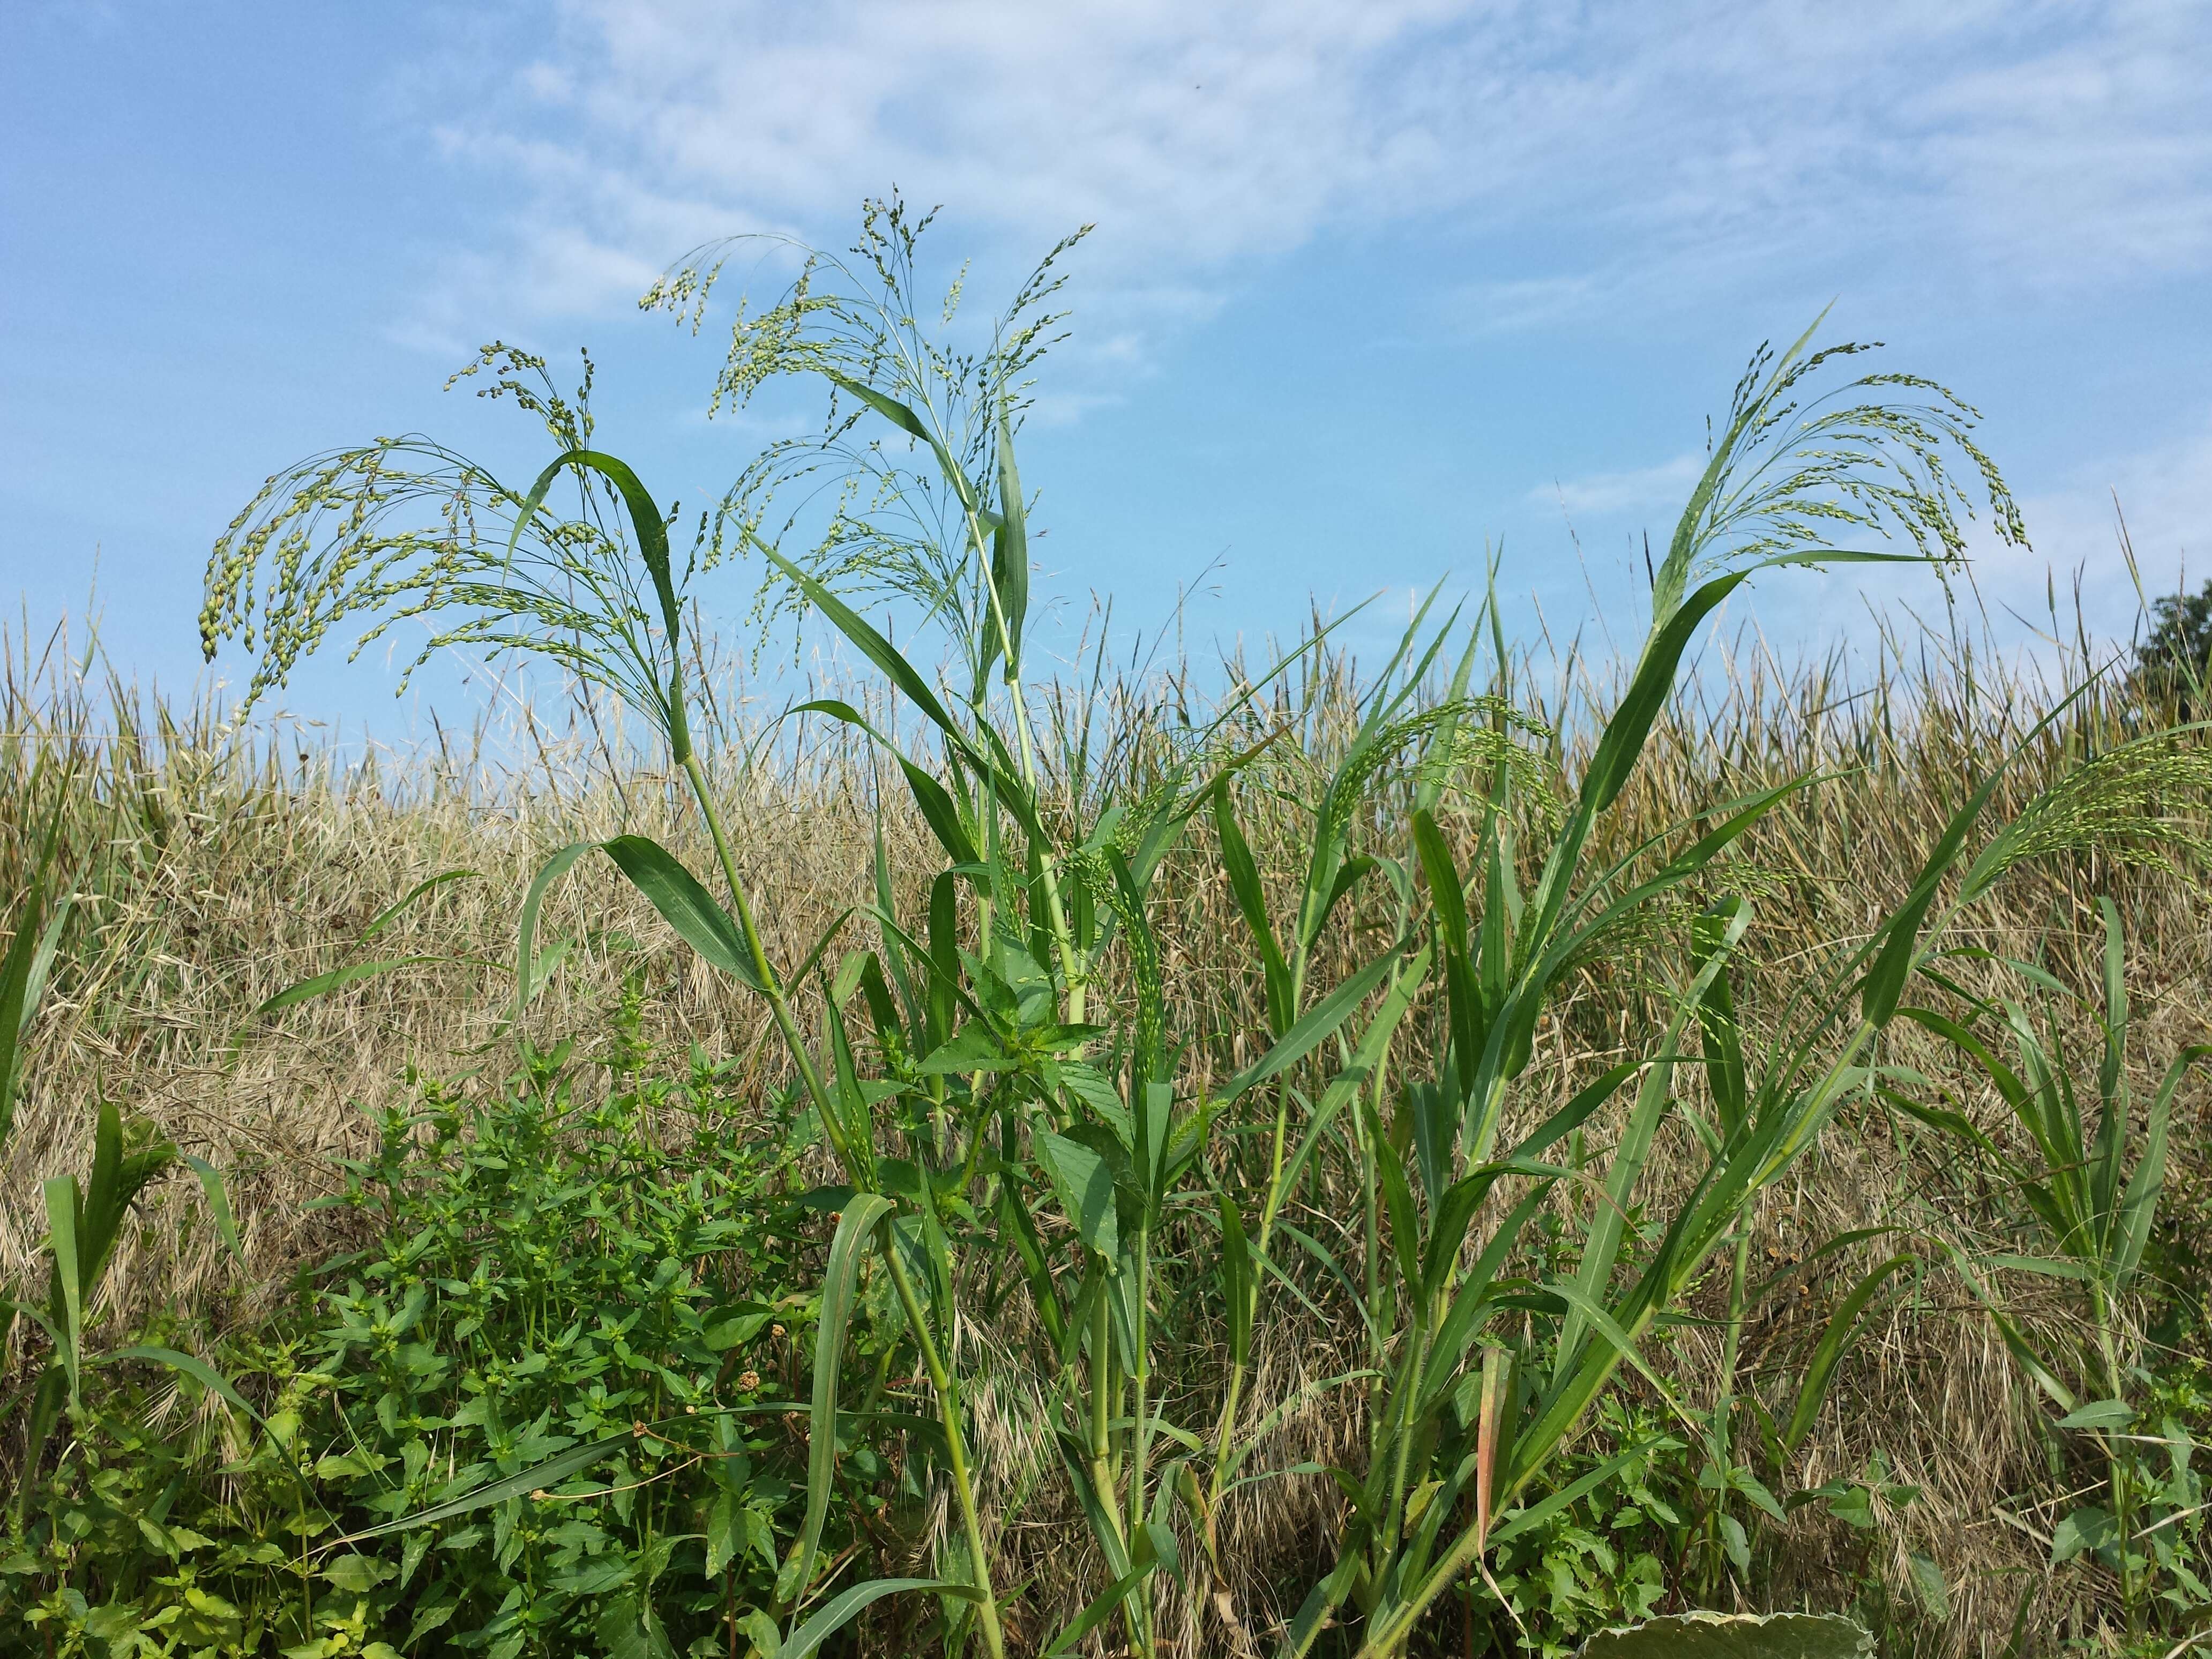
<box><xmin>679</xmin><ymin>753</ymin><xmax>837</xmax><ymax>1132</ymax></box>
<box><xmin>1088</xmin><ymin>1283</ymin><xmax>1125</xmax><ymax>1550</ymax></box>
<box><xmin>962</xmin><ymin>505</ymin><xmax>1085</xmax><ymax>1024</ymax></box>
<box><xmin>1207</xmin><ymin>1085</ymin><xmax>1294</xmax><ymax>1507</ymax></box>
<box><xmin>1127</xmin><ymin>1225</ymin><xmax>1155</xmax><ymax>1653</ymax></box>
<box><xmin>678</xmin><ymin>746</ymin><xmax>1005</xmax><ymax>1659</ymax></box>
<box><xmin>1703</xmin><ymin>1223</ymin><xmax>1754</xmax><ymax>1600</ymax></box>
<box><xmin>2093</xmin><ymin>1287</ymin><xmax>2141</xmax><ymax>1632</ymax></box>
<box><xmin>1355</xmin><ymin>1026</ymin><xmax>1883</xmax><ymax>1657</ymax></box>
<box><xmin>885</xmin><ymin>1243</ymin><xmax>1007</xmax><ymax>1659</ymax></box>
<box><xmin>1380</xmin><ymin>1326</ymin><xmax>1431</xmax><ymax>1557</ymax></box>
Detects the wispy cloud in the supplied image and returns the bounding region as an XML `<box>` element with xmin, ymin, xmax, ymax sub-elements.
<box><xmin>1529</xmin><ymin>453</ymin><xmax>1704</xmax><ymax>518</ymax></box>
<box><xmin>397</xmin><ymin>1</ymin><xmax>2212</xmax><ymax>355</ymax></box>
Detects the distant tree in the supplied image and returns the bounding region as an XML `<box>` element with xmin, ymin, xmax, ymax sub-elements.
<box><xmin>2136</xmin><ymin>576</ymin><xmax>2212</xmax><ymax>712</ymax></box>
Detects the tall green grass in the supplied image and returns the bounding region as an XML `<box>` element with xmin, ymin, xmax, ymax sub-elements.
<box><xmin>6</xmin><ymin>203</ymin><xmax>2211</xmax><ymax>1655</ymax></box>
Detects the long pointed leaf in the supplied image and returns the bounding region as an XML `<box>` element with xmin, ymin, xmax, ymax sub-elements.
<box><xmin>517</xmin><ymin>842</ymin><xmax>593</xmax><ymax>1017</ymax></box>
<box><xmin>1214</xmin><ymin>782</ymin><xmax>1291</xmax><ymax>1034</ymax></box>
<box><xmin>1784</xmin><ymin>1254</ymin><xmax>1914</xmax><ymax>1449</ymax></box>
<box><xmin>825</xmin><ymin>372</ymin><xmax>981</xmax><ymax>518</ymax></box>
<box><xmin>359</xmin><ymin>868</ymin><xmax>482</xmax><ymax>941</ymax></box>
<box><xmin>1221</xmin><ymin>943</ymin><xmax>1406</xmax><ymax>1105</ymax></box>
<box><xmin>2116</xmin><ymin>1045</ymin><xmax>2212</xmax><ymax>1282</ymax></box>
<box><xmin>988</xmin><ymin>408</ymin><xmax>1029</xmax><ymax>678</ymax></box>
<box><xmin>791</xmin><ymin>1193</ymin><xmax>894</xmax><ymax>1601</ymax></box>
<box><xmin>750</xmin><ymin>537</ymin><xmax>970</xmax><ymax>756</ymax></box>
<box><xmin>103</xmin><ymin>1344</ymin><xmax>271</xmax><ymax>1434</ymax></box>
<box><xmin>601</xmin><ymin>834</ymin><xmax>766</xmax><ymax>990</ymax></box>
<box><xmin>44</xmin><ymin>1176</ymin><xmax>83</xmax><ymax>1398</ymax></box>
<box><xmin>798</xmin><ymin>700</ymin><xmax>980</xmax><ymax>868</ymax></box>
<box><xmin>333</xmin><ymin>1434</ymin><xmax>630</xmax><ymax>1544</ymax></box>
<box><xmin>181</xmin><ymin>1156</ymin><xmax>246</xmax><ymax>1273</ymax></box>
<box><xmin>1042</xmin><ymin>1560</ymin><xmax>1160</xmax><ymax>1658</ymax></box>
<box><xmin>1863</xmin><ymin>763</ymin><xmax>2024</xmax><ymax>1027</ymax></box>
<box><xmin>1</xmin><ymin>783</ymin><xmax>71</xmax><ymax>1150</ymax></box>
<box><xmin>781</xmin><ymin>1575</ymin><xmax>982</xmax><ymax>1659</ymax></box>
<box><xmin>255</xmin><ymin>956</ymin><xmax>444</xmax><ymax>1018</ymax></box>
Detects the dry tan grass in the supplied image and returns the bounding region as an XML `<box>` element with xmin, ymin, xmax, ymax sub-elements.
<box><xmin>4</xmin><ymin>607</ymin><xmax>2207</xmax><ymax>1655</ymax></box>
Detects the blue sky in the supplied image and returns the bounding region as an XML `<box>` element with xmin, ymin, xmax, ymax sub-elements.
<box><xmin>6</xmin><ymin>1</ymin><xmax>2210</xmax><ymax>738</ymax></box>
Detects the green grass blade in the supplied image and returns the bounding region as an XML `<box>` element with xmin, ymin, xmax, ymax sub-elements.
<box><xmin>1214</xmin><ymin>782</ymin><xmax>1291</xmax><ymax>1033</ymax></box>
<box><xmin>254</xmin><ymin>956</ymin><xmax>444</xmax><ymax>1018</ymax></box>
<box><xmin>989</xmin><ymin>408</ymin><xmax>1029</xmax><ymax>679</ymax></box>
<box><xmin>789</xmin><ymin>1193</ymin><xmax>894</xmax><ymax>1604</ymax></box>
<box><xmin>798</xmin><ymin>698</ymin><xmax>981</xmax><ymax>867</ymax></box>
<box><xmin>749</xmin><ymin>536</ymin><xmax>971</xmax><ymax>755</ymax></box>
<box><xmin>1507</xmin><ymin>1062</ymin><xmax>1641</xmax><ymax>1163</ymax></box>
<box><xmin>1277</xmin><ymin>1535</ymin><xmax>1368</xmax><ymax>1659</ymax></box>
<box><xmin>1421</xmin><ymin>1182</ymin><xmax>1558</xmax><ymax>1405</ymax></box>
<box><xmin>14</xmin><ymin>1367</ymin><xmax>65</xmax><ymax>1527</ymax></box>
<box><xmin>1410</xmin><ymin>809</ymin><xmax>1468</xmax><ymax>954</ymax></box>
<box><xmin>1579</xmin><ymin>570</ymin><xmax>1751</xmax><ymax>818</ymax></box>
<box><xmin>0</xmin><ymin>794</ymin><xmax>67</xmax><ymax>1152</ymax></box>
<box><xmin>1220</xmin><ymin>943</ymin><xmax>1407</xmax><ymax>1105</ymax></box>
<box><xmin>825</xmin><ymin>372</ymin><xmax>981</xmax><ymax>516</ymax></box>
<box><xmin>928</xmin><ymin>869</ymin><xmax>961</xmax><ymax>1028</ymax></box>
<box><xmin>83</xmin><ymin>1097</ymin><xmax>179</xmax><ymax>1277</ymax></box>
<box><xmin>358</xmin><ymin>868</ymin><xmax>482</xmax><ymax>941</ymax></box>
<box><xmin>1218</xmin><ymin>1191</ymin><xmax>1253</xmax><ymax>1369</ymax></box>
<box><xmin>1371</xmin><ymin>1100</ymin><xmax>1421</xmax><ymax>1296</ymax></box>
<box><xmin>104</xmin><ymin>1344</ymin><xmax>270</xmax><ymax>1433</ymax></box>
<box><xmin>512</xmin><ymin>450</ymin><xmax>678</xmax><ymax>643</ymax></box>
<box><xmin>1276</xmin><ymin>948</ymin><xmax>1432</xmax><ymax>1201</ymax></box>
<box><xmin>1512</xmin><ymin>570</ymin><xmax>1755</xmax><ymax>1000</ymax></box>
<box><xmin>17</xmin><ymin>898</ymin><xmax>71</xmax><ymax>1047</ymax></box>
<box><xmin>181</xmin><ymin>1155</ymin><xmax>246</xmax><ymax>1273</ymax></box>
<box><xmin>1862</xmin><ymin>755</ymin><xmax>2030</xmax><ymax>1027</ymax></box>
<box><xmin>1309</xmin><ymin>855</ymin><xmax>1378</xmax><ymax>952</ymax></box>
<box><xmin>517</xmin><ymin>842</ymin><xmax>594</xmax><ymax>1018</ymax></box>
<box><xmin>1486</xmin><ymin>1445</ymin><xmax>1646</xmax><ymax>1549</ymax></box>
<box><xmin>509</xmin><ymin>447</ymin><xmax>691</xmax><ymax>758</ymax></box>
<box><xmin>1042</xmin><ymin>1560</ymin><xmax>1159</xmax><ymax>1657</ymax></box>
<box><xmin>1521</xmin><ymin>1280</ymin><xmax>1702</xmax><ymax>1478</ymax></box>
<box><xmin>781</xmin><ymin>1575</ymin><xmax>982</xmax><ymax>1659</ymax></box>
<box><xmin>1895</xmin><ymin>1007</ymin><xmax>2032</xmax><ymax>1114</ymax></box>
<box><xmin>1784</xmin><ymin>1254</ymin><xmax>1915</xmax><ymax>1450</ymax></box>
<box><xmin>1553</xmin><ymin>1029</ymin><xmax>1687</xmax><ymax>1382</ymax></box>
<box><xmin>43</xmin><ymin>1176</ymin><xmax>83</xmax><ymax>1399</ymax></box>
<box><xmin>2116</xmin><ymin>1044</ymin><xmax>2212</xmax><ymax>1282</ymax></box>
<box><xmin>1226</xmin><ymin>1370</ymin><xmax>1382</xmax><ymax>1484</ymax></box>
<box><xmin>1692</xmin><ymin>899</ymin><xmax>1748</xmax><ymax>1139</ymax></box>
<box><xmin>1937</xmin><ymin>1243</ymin><xmax>2076</xmax><ymax>1411</ymax></box>
<box><xmin>332</xmin><ymin>1434</ymin><xmax>630</xmax><ymax>1545</ymax></box>
<box><xmin>872</xmin><ymin>812</ymin><xmax>920</xmax><ymax>1026</ymax></box>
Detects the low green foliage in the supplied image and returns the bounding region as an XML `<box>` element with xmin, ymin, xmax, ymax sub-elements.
<box><xmin>304</xmin><ymin>1036</ymin><xmax>821</xmax><ymax>1656</ymax></box>
<box><xmin>1896</xmin><ymin>901</ymin><xmax>2212</xmax><ymax>1646</ymax></box>
<box><xmin>1474</xmin><ymin>1401</ymin><xmax>1684</xmax><ymax>1656</ymax></box>
<box><xmin>2</xmin><ymin>1010</ymin><xmax>876</xmax><ymax>1658</ymax></box>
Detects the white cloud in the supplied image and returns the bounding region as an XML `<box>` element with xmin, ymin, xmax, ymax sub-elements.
<box><xmin>1529</xmin><ymin>453</ymin><xmax>1704</xmax><ymax>518</ymax></box>
<box><xmin>397</xmin><ymin>0</ymin><xmax>2212</xmax><ymax>352</ymax></box>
